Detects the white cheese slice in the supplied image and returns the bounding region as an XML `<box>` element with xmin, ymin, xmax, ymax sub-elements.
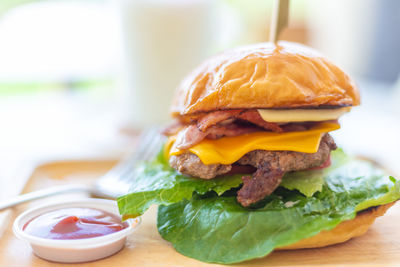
<box><xmin>257</xmin><ymin>107</ymin><xmax>351</xmax><ymax>123</ymax></box>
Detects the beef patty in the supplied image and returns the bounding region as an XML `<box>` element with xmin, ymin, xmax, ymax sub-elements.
<box><xmin>169</xmin><ymin>134</ymin><xmax>337</xmax><ymax>206</ymax></box>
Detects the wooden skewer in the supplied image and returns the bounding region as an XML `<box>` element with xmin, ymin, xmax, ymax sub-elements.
<box><xmin>269</xmin><ymin>0</ymin><xmax>290</xmax><ymax>43</ymax></box>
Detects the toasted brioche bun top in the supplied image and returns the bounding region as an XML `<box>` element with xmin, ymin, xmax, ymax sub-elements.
<box><xmin>171</xmin><ymin>41</ymin><xmax>360</xmax><ymax>117</ymax></box>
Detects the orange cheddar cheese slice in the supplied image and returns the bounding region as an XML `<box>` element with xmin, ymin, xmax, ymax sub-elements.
<box><xmin>166</xmin><ymin>122</ymin><xmax>340</xmax><ymax>165</ymax></box>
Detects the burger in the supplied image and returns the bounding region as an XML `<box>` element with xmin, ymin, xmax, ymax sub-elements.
<box><xmin>118</xmin><ymin>41</ymin><xmax>400</xmax><ymax>264</ymax></box>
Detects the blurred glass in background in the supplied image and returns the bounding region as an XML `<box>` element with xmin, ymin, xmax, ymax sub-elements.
<box><xmin>117</xmin><ymin>0</ymin><xmax>218</xmax><ymax>127</ymax></box>
<box><xmin>0</xmin><ymin>0</ymin><xmax>399</xmax><ymax>171</ymax></box>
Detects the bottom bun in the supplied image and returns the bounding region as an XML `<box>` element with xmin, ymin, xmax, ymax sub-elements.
<box><xmin>277</xmin><ymin>202</ymin><xmax>396</xmax><ymax>250</ymax></box>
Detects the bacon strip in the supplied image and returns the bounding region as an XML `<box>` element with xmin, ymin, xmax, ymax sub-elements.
<box><xmin>175</xmin><ymin>125</ymin><xmax>207</xmax><ymax>149</ymax></box>
<box><xmin>175</xmin><ymin>123</ymin><xmax>261</xmax><ymax>149</ymax></box>
<box><xmin>197</xmin><ymin>109</ymin><xmax>283</xmax><ymax>133</ymax></box>
<box><xmin>162</xmin><ymin>120</ymin><xmax>184</xmax><ymax>136</ymax></box>
<box><xmin>197</xmin><ymin>110</ymin><xmax>242</xmax><ymax>131</ymax></box>
<box><xmin>170</xmin><ymin>109</ymin><xmax>310</xmax><ymax>150</ymax></box>
<box><xmin>205</xmin><ymin>124</ymin><xmax>260</xmax><ymax>140</ymax></box>
<box><xmin>237</xmin><ymin>110</ymin><xmax>283</xmax><ymax>133</ymax></box>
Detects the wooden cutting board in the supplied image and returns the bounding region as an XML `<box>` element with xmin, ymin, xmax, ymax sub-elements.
<box><xmin>0</xmin><ymin>160</ymin><xmax>399</xmax><ymax>267</ymax></box>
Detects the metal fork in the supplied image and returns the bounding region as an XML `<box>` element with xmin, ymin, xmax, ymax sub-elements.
<box><xmin>0</xmin><ymin>128</ymin><xmax>165</xmax><ymax>210</ymax></box>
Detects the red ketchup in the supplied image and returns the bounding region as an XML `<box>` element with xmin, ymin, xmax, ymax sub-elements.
<box><xmin>23</xmin><ymin>208</ymin><xmax>128</xmax><ymax>240</ymax></box>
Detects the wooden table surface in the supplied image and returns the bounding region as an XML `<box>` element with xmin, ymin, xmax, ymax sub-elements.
<box><xmin>1</xmin><ymin>160</ymin><xmax>400</xmax><ymax>267</ymax></box>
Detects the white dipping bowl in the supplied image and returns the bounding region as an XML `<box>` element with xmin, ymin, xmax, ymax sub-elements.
<box><xmin>13</xmin><ymin>198</ymin><xmax>140</xmax><ymax>263</ymax></box>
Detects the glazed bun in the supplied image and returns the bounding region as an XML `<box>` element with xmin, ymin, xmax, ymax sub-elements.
<box><xmin>172</xmin><ymin>41</ymin><xmax>360</xmax><ymax>117</ymax></box>
<box><xmin>277</xmin><ymin>202</ymin><xmax>394</xmax><ymax>250</ymax></box>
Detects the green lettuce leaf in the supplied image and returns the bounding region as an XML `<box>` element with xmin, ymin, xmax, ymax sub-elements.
<box><xmin>280</xmin><ymin>170</ymin><xmax>325</xmax><ymax>196</ymax></box>
<box><xmin>157</xmin><ymin>154</ymin><xmax>400</xmax><ymax>264</ymax></box>
<box><xmin>118</xmin><ymin>147</ymin><xmax>349</xmax><ymax>217</ymax></box>
<box><xmin>117</xmin><ymin>151</ymin><xmax>243</xmax><ymax>217</ymax></box>
<box><xmin>280</xmin><ymin>149</ymin><xmax>349</xmax><ymax>196</ymax></box>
